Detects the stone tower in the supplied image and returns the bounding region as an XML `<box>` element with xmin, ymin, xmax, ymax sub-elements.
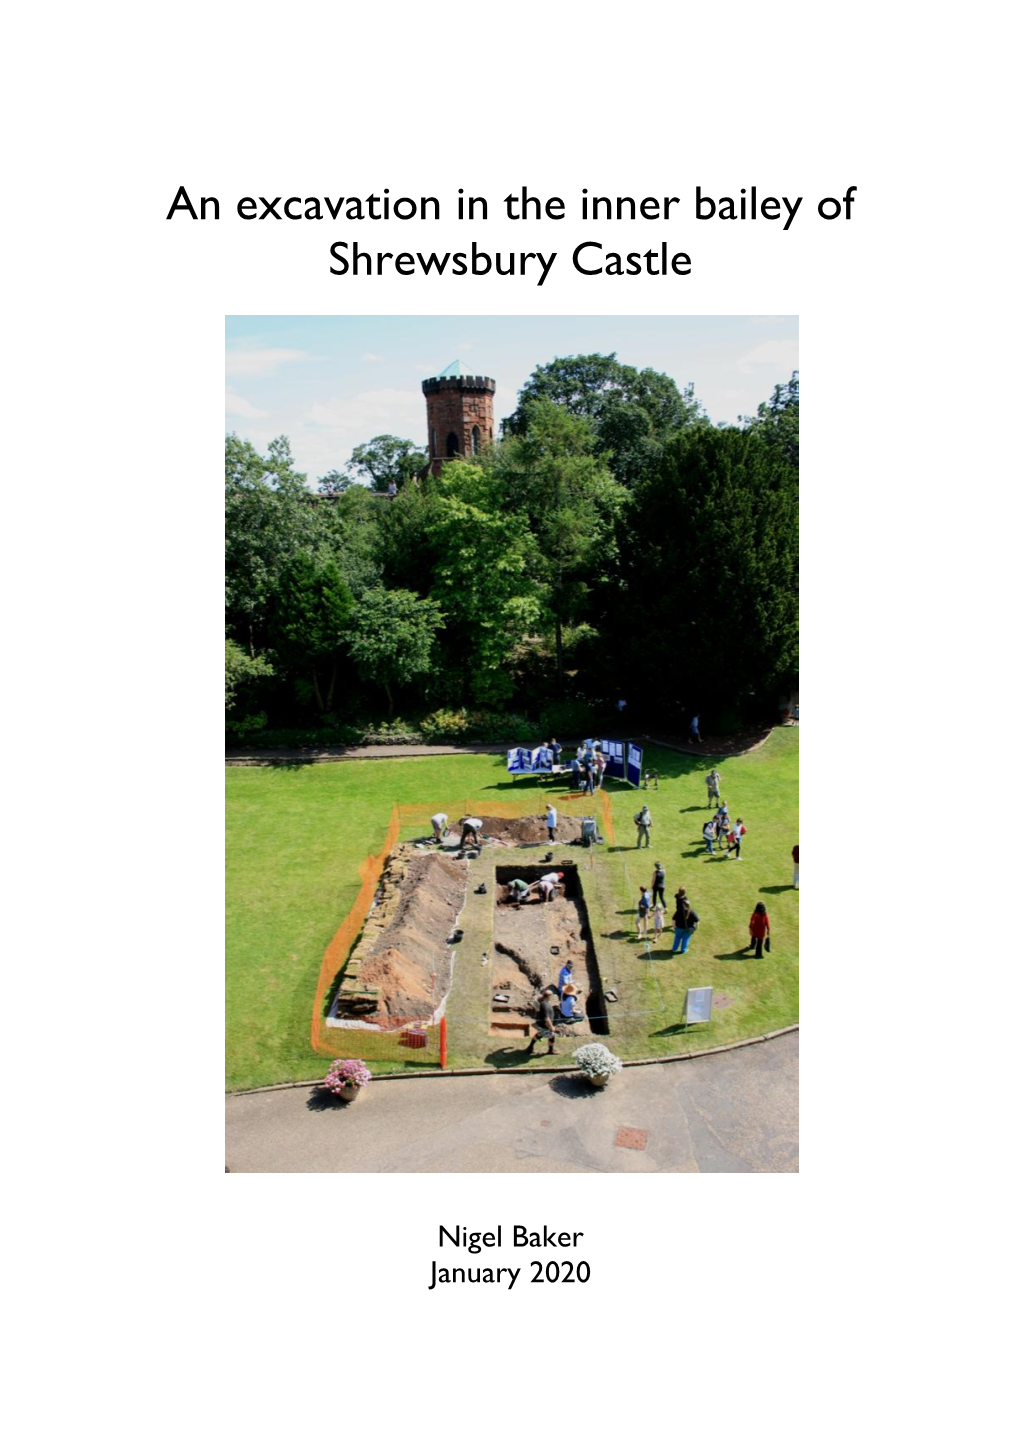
<box><xmin>422</xmin><ymin>361</ymin><xmax>496</xmax><ymax>475</ymax></box>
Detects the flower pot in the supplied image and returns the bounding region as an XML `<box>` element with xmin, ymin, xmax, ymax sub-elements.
<box><xmin>589</xmin><ymin>1073</ymin><xmax>610</xmax><ymax>1089</ymax></box>
<box><xmin>339</xmin><ymin>1082</ymin><xmax>360</xmax><ymax>1102</ymax></box>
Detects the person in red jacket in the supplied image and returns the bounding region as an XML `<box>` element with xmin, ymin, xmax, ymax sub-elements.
<box><xmin>747</xmin><ymin>902</ymin><xmax>770</xmax><ymax>958</ymax></box>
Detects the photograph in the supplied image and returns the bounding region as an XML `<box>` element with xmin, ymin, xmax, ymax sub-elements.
<box><xmin>225</xmin><ymin>315</ymin><xmax>799</xmax><ymax>1172</ymax></box>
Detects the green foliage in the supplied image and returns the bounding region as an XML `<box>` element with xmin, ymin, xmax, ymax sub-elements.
<box><xmin>270</xmin><ymin>552</ymin><xmax>354</xmax><ymax>713</ymax></box>
<box><xmin>346</xmin><ymin>434</ymin><xmax>428</xmax><ymax>492</ymax></box>
<box><xmin>419</xmin><ymin>708</ymin><xmax>527</xmax><ymax>743</ymax></box>
<box><xmin>347</xmin><ymin>588</ymin><xmax>444</xmax><ymax>715</ymax></box>
<box><xmin>503</xmin><ymin>351</ymin><xmax>709</xmax><ymax>486</ymax></box>
<box><xmin>537</xmin><ymin>699</ymin><xmax>594</xmax><ymax>737</ymax></box>
<box><xmin>225</xmin><ymin>638</ymin><xmax>274</xmax><ymax>711</ymax></box>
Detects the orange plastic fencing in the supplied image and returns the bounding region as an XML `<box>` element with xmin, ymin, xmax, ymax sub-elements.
<box><xmin>311</xmin><ymin>803</ymin><xmax>399</xmax><ymax>1057</ymax></box>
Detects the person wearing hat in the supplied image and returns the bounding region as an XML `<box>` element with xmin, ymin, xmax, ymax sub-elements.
<box><xmin>525</xmin><ymin>986</ymin><xmax>559</xmax><ymax>1055</ymax></box>
<box><xmin>557</xmin><ymin>960</ymin><xmax>574</xmax><ymax>996</ymax></box>
<box><xmin>558</xmin><ymin>984</ymin><xmax>584</xmax><ymax>1023</ymax></box>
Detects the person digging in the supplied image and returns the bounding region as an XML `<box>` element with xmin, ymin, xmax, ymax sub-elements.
<box><xmin>525</xmin><ymin>986</ymin><xmax>559</xmax><ymax>1055</ymax></box>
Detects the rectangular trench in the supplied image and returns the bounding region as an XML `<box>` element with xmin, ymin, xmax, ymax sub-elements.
<box><xmin>491</xmin><ymin>863</ymin><xmax>609</xmax><ymax>1037</ymax></box>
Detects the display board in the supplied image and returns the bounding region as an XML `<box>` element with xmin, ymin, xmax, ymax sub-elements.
<box><xmin>506</xmin><ymin>744</ymin><xmax>553</xmax><ymax>775</ymax></box>
<box><xmin>683</xmin><ymin>986</ymin><xmax>713</xmax><ymax>1025</ymax></box>
<box><xmin>626</xmin><ymin>743</ymin><xmax>643</xmax><ymax>788</ymax></box>
<box><xmin>600</xmin><ymin>738</ymin><xmax>626</xmax><ymax>780</ymax></box>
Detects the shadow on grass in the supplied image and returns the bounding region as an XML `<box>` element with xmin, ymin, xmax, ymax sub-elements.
<box><xmin>760</xmin><ymin>884</ymin><xmax>795</xmax><ymax>894</ymax></box>
<box><xmin>650</xmin><ymin>1022</ymin><xmax>691</xmax><ymax>1038</ymax></box>
<box><xmin>714</xmin><ymin>949</ymin><xmax>751</xmax><ymax>961</ymax></box>
<box><xmin>485</xmin><ymin>1044</ymin><xmax>539</xmax><ymax>1069</ymax></box>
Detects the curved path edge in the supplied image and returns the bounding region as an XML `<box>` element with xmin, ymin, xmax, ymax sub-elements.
<box><xmin>227</xmin><ymin>1023</ymin><xmax>799</xmax><ymax>1095</ymax></box>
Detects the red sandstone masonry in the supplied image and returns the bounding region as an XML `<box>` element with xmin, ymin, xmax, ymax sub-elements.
<box><xmin>423</xmin><ymin>374</ymin><xmax>496</xmax><ymax>474</ymax></box>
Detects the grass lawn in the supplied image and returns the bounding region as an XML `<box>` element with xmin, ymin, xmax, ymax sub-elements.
<box><xmin>225</xmin><ymin>731</ymin><xmax>798</xmax><ymax>1090</ymax></box>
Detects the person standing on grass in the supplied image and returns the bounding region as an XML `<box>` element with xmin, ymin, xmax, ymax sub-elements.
<box><xmin>546</xmin><ymin>801</ymin><xmax>557</xmax><ymax>842</ymax></box>
<box><xmin>550</xmin><ymin>737</ymin><xmax>562</xmax><ymax>768</ymax></box>
<box><xmin>792</xmin><ymin>843</ymin><xmax>799</xmax><ymax>889</ymax></box>
<box><xmin>705</xmin><ymin>768</ymin><xmax>722</xmax><ymax>807</ymax></box>
<box><xmin>430</xmin><ymin>812</ymin><xmax>448</xmax><ymax>843</ymax></box>
<box><xmin>671</xmin><ymin>888</ymin><xmax>699</xmax><ymax>955</ymax></box>
<box><xmin>526</xmin><ymin>986</ymin><xmax>559</xmax><ymax>1055</ymax></box>
<box><xmin>637</xmin><ymin>886</ymin><xmax>652</xmax><ymax>938</ymax></box>
<box><xmin>702</xmin><ymin>818</ymin><xmax>717</xmax><ymax>855</ymax></box>
<box><xmin>634</xmin><ymin>804</ymin><xmax>652</xmax><ymax>848</ymax></box>
<box><xmin>569</xmin><ymin>755</ymin><xmax>580</xmax><ymax>790</ymax></box>
<box><xmin>748</xmin><ymin>902</ymin><xmax>771</xmax><ymax>958</ymax></box>
<box><xmin>728</xmin><ymin>817</ymin><xmax>746</xmax><ymax>860</ymax></box>
<box><xmin>651</xmin><ymin>861</ymin><xmax>666</xmax><ymax>907</ymax></box>
<box><xmin>652</xmin><ymin>901</ymin><xmax>665</xmax><ymax>944</ymax></box>
<box><xmin>595</xmin><ymin>748</ymin><xmax>607</xmax><ymax>788</ymax></box>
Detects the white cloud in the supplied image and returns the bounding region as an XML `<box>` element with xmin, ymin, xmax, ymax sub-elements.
<box><xmin>361</xmin><ymin>352</ymin><xmax>384</xmax><ymax>362</ymax></box>
<box><xmin>736</xmin><ymin>338</ymin><xmax>799</xmax><ymax>374</ymax></box>
<box><xmin>305</xmin><ymin>388</ymin><xmax>424</xmax><ymax>437</ymax></box>
<box><xmin>225</xmin><ymin>390</ymin><xmax>268</xmax><ymax>419</ymax></box>
<box><xmin>225</xmin><ymin>346</ymin><xmax>312</xmax><ymax>378</ymax></box>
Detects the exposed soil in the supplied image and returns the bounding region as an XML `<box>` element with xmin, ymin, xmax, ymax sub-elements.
<box><xmin>357</xmin><ymin>852</ymin><xmax>467</xmax><ymax>1024</ymax></box>
<box><xmin>472</xmin><ymin>814</ymin><xmax>587</xmax><ymax>846</ymax></box>
<box><xmin>491</xmin><ymin>872</ymin><xmax>604</xmax><ymax>1038</ymax></box>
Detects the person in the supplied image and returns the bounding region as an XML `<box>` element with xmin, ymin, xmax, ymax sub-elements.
<box><xmin>702</xmin><ymin>818</ymin><xmax>716</xmax><ymax>855</ymax></box>
<box><xmin>671</xmin><ymin>889</ymin><xmax>699</xmax><ymax>955</ymax></box>
<box><xmin>386</xmin><ymin>479</ymin><xmax>397</xmax><ymax>499</ymax></box>
<box><xmin>689</xmin><ymin>714</ymin><xmax>700</xmax><ymax>743</ymax></box>
<box><xmin>792</xmin><ymin>843</ymin><xmax>799</xmax><ymax>889</ymax></box>
<box><xmin>617</xmin><ymin>698</ymin><xmax>627</xmax><ymax>716</ymax></box>
<box><xmin>538</xmin><ymin>870</ymin><xmax>564</xmax><ymax>902</ymax></box>
<box><xmin>637</xmin><ymin>886</ymin><xmax>652</xmax><ymax>937</ymax></box>
<box><xmin>705</xmin><ymin>768</ymin><xmax>722</xmax><ymax>806</ymax></box>
<box><xmin>792</xmin><ymin>703</ymin><xmax>799</xmax><ymax>723</ymax></box>
<box><xmin>595</xmin><ymin>749</ymin><xmax>607</xmax><ymax>788</ymax></box>
<box><xmin>506</xmin><ymin>877</ymin><xmax>531</xmax><ymax>906</ymax></box>
<box><xmin>546</xmin><ymin>801</ymin><xmax>558</xmax><ymax>842</ymax></box>
<box><xmin>557</xmin><ymin>960</ymin><xmax>574</xmax><ymax>996</ymax></box>
<box><xmin>728</xmin><ymin>817</ymin><xmax>746</xmax><ymax>860</ymax></box>
<box><xmin>430</xmin><ymin>812</ymin><xmax>448</xmax><ymax>843</ymax></box>
<box><xmin>526</xmin><ymin>986</ymin><xmax>559</xmax><ymax>1054</ymax></box>
<box><xmin>459</xmin><ymin>816</ymin><xmax>483</xmax><ymax>848</ymax></box>
<box><xmin>651</xmin><ymin>862</ymin><xmax>666</xmax><ymax>907</ymax></box>
<box><xmin>748</xmin><ymin>902</ymin><xmax>770</xmax><ymax>958</ymax></box>
<box><xmin>634</xmin><ymin>804</ymin><xmax>652</xmax><ymax>848</ymax></box>
<box><xmin>715</xmin><ymin>801</ymin><xmax>729</xmax><ymax>829</ymax></box>
<box><xmin>569</xmin><ymin>755</ymin><xmax>581</xmax><ymax>790</ymax></box>
<box><xmin>652</xmin><ymin>902</ymin><xmax>665</xmax><ymax>943</ymax></box>
<box><xmin>558</xmin><ymin>985</ymin><xmax>584</xmax><ymax>1022</ymax></box>
<box><xmin>550</xmin><ymin>737</ymin><xmax>562</xmax><ymax>767</ymax></box>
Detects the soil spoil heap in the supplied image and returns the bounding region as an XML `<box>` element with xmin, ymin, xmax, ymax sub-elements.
<box><xmin>475</xmin><ymin>814</ymin><xmax>586</xmax><ymax>846</ymax></box>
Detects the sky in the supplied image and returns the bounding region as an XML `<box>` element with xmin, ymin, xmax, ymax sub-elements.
<box><xmin>225</xmin><ymin>315</ymin><xmax>798</xmax><ymax>483</ymax></box>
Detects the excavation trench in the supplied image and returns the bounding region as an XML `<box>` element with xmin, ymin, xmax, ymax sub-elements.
<box><xmin>491</xmin><ymin>864</ymin><xmax>609</xmax><ymax>1038</ymax></box>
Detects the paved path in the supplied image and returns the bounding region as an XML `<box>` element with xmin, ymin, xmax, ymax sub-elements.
<box><xmin>225</xmin><ymin>1032</ymin><xmax>798</xmax><ymax>1173</ymax></box>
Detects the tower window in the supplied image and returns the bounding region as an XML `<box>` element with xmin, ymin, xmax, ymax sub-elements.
<box><xmin>472</xmin><ymin>426</ymin><xmax>480</xmax><ymax>455</ymax></box>
<box><xmin>446</xmin><ymin>432</ymin><xmax>459</xmax><ymax>457</ymax></box>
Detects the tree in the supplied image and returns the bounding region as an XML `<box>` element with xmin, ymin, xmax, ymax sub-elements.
<box><xmin>503</xmin><ymin>353</ymin><xmax>708</xmax><ymax>485</ymax></box>
<box><xmin>225</xmin><ymin>638</ymin><xmax>274</xmax><ymax>711</ymax></box>
<box><xmin>346</xmin><ymin>435</ymin><xmax>428</xmax><ymax>492</ymax></box>
<box><xmin>620</xmin><ymin>424</ymin><xmax>798</xmax><ymax>716</ymax></box>
<box><xmin>493</xmin><ymin>400</ymin><xmax>629</xmax><ymax>687</ymax></box>
<box><xmin>317</xmin><ymin>468</ymin><xmax>355</xmax><ymax>496</ymax></box>
<box><xmin>225</xmin><ymin>433</ymin><xmax>317</xmax><ymax>651</ymax></box>
<box><xmin>270</xmin><ymin>553</ymin><xmax>354</xmax><ymax>713</ymax></box>
<box><xmin>347</xmin><ymin>588</ymin><xmax>444</xmax><ymax>716</ymax></box>
<box><xmin>741</xmin><ymin>371</ymin><xmax>799</xmax><ymax>467</ymax></box>
<box><xmin>422</xmin><ymin>461</ymin><xmax>543</xmax><ymax>704</ymax></box>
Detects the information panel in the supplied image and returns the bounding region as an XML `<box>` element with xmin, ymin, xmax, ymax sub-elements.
<box><xmin>626</xmin><ymin>743</ymin><xmax>643</xmax><ymax>788</ymax></box>
<box><xmin>600</xmin><ymin>738</ymin><xmax>626</xmax><ymax>780</ymax></box>
<box><xmin>683</xmin><ymin>986</ymin><xmax>713</xmax><ymax>1025</ymax></box>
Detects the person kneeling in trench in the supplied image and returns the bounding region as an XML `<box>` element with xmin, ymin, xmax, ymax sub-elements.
<box><xmin>526</xmin><ymin>986</ymin><xmax>559</xmax><ymax>1055</ymax></box>
<box><xmin>558</xmin><ymin>984</ymin><xmax>584</xmax><ymax>1024</ymax></box>
<box><xmin>505</xmin><ymin>877</ymin><xmax>531</xmax><ymax>907</ymax></box>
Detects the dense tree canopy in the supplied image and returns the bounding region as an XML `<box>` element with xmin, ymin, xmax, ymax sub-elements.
<box><xmin>224</xmin><ymin>362</ymin><xmax>798</xmax><ymax>737</ymax></box>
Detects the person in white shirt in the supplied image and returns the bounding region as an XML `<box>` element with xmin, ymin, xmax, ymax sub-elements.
<box><xmin>430</xmin><ymin>812</ymin><xmax>448</xmax><ymax>843</ymax></box>
<box><xmin>546</xmin><ymin>803</ymin><xmax>557</xmax><ymax>841</ymax></box>
<box><xmin>459</xmin><ymin>817</ymin><xmax>483</xmax><ymax>847</ymax></box>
